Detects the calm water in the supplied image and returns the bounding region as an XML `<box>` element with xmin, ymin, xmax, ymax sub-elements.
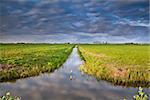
<box><xmin>0</xmin><ymin>48</ymin><xmax>149</xmax><ymax>100</ymax></box>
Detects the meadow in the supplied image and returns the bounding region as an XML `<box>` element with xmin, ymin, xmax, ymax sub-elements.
<box><xmin>79</xmin><ymin>44</ymin><xmax>150</xmax><ymax>87</ymax></box>
<box><xmin>0</xmin><ymin>44</ymin><xmax>74</xmax><ymax>82</ymax></box>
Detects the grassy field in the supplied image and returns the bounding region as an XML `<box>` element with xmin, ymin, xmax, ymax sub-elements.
<box><xmin>79</xmin><ymin>44</ymin><xmax>150</xmax><ymax>87</ymax></box>
<box><xmin>0</xmin><ymin>44</ymin><xmax>74</xmax><ymax>82</ymax></box>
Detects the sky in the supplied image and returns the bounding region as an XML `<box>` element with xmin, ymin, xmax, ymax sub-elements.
<box><xmin>0</xmin><ymin>0</ymin><xmax>149</xmax><ymax>43</ymax></box>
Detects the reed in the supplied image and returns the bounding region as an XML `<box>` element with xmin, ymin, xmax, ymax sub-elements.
<box><xmin>0</xmin><ymin>44</ymin><xmax>74</xmax><ymax>82</ymax></box>
<box><xmin>79</xmin><ymin>44</ymin><xmax>150</xmax><ymax>87</ymax></box>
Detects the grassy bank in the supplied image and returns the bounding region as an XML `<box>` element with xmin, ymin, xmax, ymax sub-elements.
<box><xmin>79</xmin><ymin>44</ymin><xmax>150</xmax><ymax>87</ymax></box>
<box><xmin>77</xmin><ymin>45</ymin><xmax>85</xmax><ymax>61</ymax></box>
<box><xmin>0</xmin><ymin>44</ymin><xmax>74</xmax><ymax>82</ymax></box>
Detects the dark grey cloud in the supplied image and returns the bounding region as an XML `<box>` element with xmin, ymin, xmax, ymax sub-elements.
<box><xmin>0</xmin><ymin>0</ymin><xmax>149</xmax><ymax>43</ymax></box>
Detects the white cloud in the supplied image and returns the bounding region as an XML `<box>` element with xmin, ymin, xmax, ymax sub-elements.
<box><xmin>116</xmin><ymin>17</ymin><xmax>150</xmax><ymax>27</ymax></box>
<box><xmin>72</xmin><ymin>22</ymin><xmax>85</xmax><ymax>27</ymax></box>
<box><xmin>73</xmin><ymin>32</ymin><xmax>109</xmax><ymax>37</ymax></box>
<box><xmin>127</xmin><ymin>20</ymin><xmax>150</xmax><ymax>27</ymax></box>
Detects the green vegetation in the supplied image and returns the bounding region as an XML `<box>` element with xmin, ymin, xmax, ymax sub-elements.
<box><xmin>0</xmin><ymin>92</ymin><xmax>20</xmax><ymax>100</ymax></box>
<box><xmin>1</xmin><ymin>87</ymin><xmax>148</xmax><ymax>100</ymax></box>
<box><xmin>77</xmin><ymin>45</ymin><xmax>85</xmax><ymax>61</ymax></box>
<box><xmin>79</xmin><ymin>44</ymin><xmax>150</xmax><ymax>87</ymax></box>
<box><xmin>133</xmin><ymin>87</ymin><xmax>148</xmax><ymax>100</ymax></box>
<box><xmin>0</xmin><ymin>44</ymin><xmax>74</xmax><ymax>82</ymax></box>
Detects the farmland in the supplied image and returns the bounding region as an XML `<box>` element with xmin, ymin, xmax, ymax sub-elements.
<box><xmin>0</xmin><ymin>44</ymin><xmax>74</xmax><ymax>82</ymax></box>
<box><xmin>0</xmin><ymin>43</ymin><xmax>150</xmax><ymax>87</ymax></box>
<box><xmin>79</xmin><ymin>44</ymin><xmax>150</xmax><ymax>87</ymax></box>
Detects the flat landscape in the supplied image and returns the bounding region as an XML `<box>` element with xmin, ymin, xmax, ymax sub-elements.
<box><xmin>0</xmin><ymin>0</ymin><xmax>149</xmax><ymax>99</ymax></box>
<box><xmin>0</xmin><ymin>44</ymin><xmax>149</xmax><ymax>100</ymax></box>
<box><xmin>0</xmin><ymin>44</ymin><xmax>74</xmax><ymax>82</ymax></box>
<box><xmin>0</xmin><ymin>44</ymin><xmax>149</xmax><ymax>87</ymax></box>
<box><xmin>79</xmin><ymin>44</ymin><xmax>150</xmax><ymax>87</ymax></box>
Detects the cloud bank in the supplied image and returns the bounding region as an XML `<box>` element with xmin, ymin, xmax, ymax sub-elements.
<box><xmin>0</xmin><ymin>0</ymin><xmax>149</xmax><ymax>43</ymax></box>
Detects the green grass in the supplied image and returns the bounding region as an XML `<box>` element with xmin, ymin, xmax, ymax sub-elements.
<box><xmin>0</xmin><ymin>44</ymin><xmax>74</xmax><ymax>82</ymax></box>
<box><xmin>79</xmin><ymin>44</ymin><xmax>150</xmax><ymax>87</ymax></box>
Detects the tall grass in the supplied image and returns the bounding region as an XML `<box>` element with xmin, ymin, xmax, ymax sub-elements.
<box><xmin>0</xmin><ymin>44</ymin><xmax>74</xmax><ymax>82</ymax></box>
<box><xmin>79</xmin><ymin>44</ymin><xmax>150</xmax><ymax>87</ymax></box>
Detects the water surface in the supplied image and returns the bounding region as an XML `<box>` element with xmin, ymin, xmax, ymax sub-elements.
<box><xmin>0</xmin><ymin>48</ymin><xmax>149</xmax><ymax>100</ymax></box>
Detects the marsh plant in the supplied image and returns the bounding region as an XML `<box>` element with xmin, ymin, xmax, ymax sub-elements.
<box><xmin>79</xmin><ymin>44</ymin><xmax>150</xmax><ymax>87</ymax></box>
<box><xmin>133</xmin><ymin>87</ymin><xmax>148</xmax><ymax>100</ymax></box>
<box><xmin>0</xmin><ymin>44</ymin><xmax>74</xmax><ymax>82</ymax></box>
<box><xmin>0</xmin><ymin>92</ymin><xmax>21</xmax><ymax>100</ymax></box>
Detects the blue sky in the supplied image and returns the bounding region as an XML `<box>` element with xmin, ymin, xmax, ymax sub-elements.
<box><xmin>0</xmin><ymin>0</ymin><xmax>149</xmax><ymax>43</ymax></box>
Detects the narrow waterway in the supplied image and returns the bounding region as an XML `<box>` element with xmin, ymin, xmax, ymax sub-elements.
<box><xmin>0</xmin><ymin>48</ymin><xmax>149</xmax><ymax>100</ymax></box>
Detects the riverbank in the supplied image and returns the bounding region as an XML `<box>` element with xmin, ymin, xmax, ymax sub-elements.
<box><xmin>79</xmin><ymin>44</ymin><xmax>150</xmax><ymax>87</ymax></box>
<box><xmin>0</xmin><ymin>44</ymin><xmax>74</xmax><ymax>82</ymax></box>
